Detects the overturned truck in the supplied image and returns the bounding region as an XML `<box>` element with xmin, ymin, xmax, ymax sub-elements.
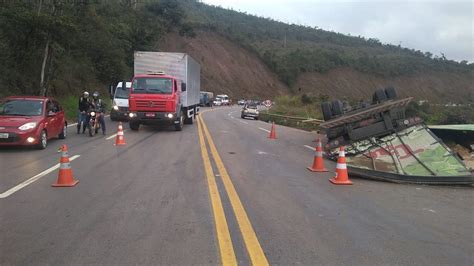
<box><xmin>320</xmin><ymin>87</ymin><xmax>473</xmax><ymax>185</ymax></box>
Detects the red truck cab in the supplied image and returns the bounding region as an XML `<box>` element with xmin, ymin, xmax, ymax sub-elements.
<box><xmin>128</xmin><ymin>73</ymin><xmax>186</xmax><ymax>131</ymax></box>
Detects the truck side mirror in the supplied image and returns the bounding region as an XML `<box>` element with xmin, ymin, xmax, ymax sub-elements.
<box><xmin>182</xmin><ymin>83</ymin><xmax>187</xmax><ymax>92</ymax></box>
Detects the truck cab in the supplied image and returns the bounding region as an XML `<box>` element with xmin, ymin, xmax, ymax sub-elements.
<box><xmin>127</xmin><ymin>73</ymin><xmax>190</xmax><ymax>131</ymax></box>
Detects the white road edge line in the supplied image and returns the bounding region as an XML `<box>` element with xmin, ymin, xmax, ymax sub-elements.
<box><xmin>258</xmin><ymin>127</ymin><xmax>270</xmax><ymax>133</ymax></box>
<box><xmin>304</xmin><ymin>145</ymin><xmax>316</xmax><ymax>151</ymax></box>
<box><xmin>67</xmin><ymin>115</ymin><xmax>110</xmax><ymax>127</ymax></box>
<box><xmin>238</xmin><ymin>120</ymin><xmax>249</xmax><ymax>124</ymax></box>
<box><xmin>0</xmin><ymin>155</ymin><xmax>81</xmax><ymax>199</ymax></box>
<box><xmin>106</xmin><ymin>133</ymin><xmax>118</xmax><ymax>140</ymax></box>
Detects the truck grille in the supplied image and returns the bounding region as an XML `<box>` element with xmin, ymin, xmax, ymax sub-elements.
<box><xmin>135</xmin><ymin>100</ymin><xmax>166</xmax><ymax>109</ymax></box>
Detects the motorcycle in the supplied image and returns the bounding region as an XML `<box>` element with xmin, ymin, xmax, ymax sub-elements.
<box><xmin>87</xmin><ymin>110</ymin><xmax>101</xmax><ymax>137</ymax></box>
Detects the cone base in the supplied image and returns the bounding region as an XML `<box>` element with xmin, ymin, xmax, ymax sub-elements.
<box><xmin>114</xmin><ymin>142</ymin><xmax>126</xmax><ymax>146</ymax></box>
<box><xmin>52</xmin><ymin>180</ymin><xmax>79</xmax><ymax>187</ymax></box>
<box><xmin>307</xmin><ymin>167</ymin><xmax>328</xmax><ymax>172</ymax></box>
<box><xmin>329</xmin><ymin>178</ymin><xmax>352</xmax><ymax>185</ymax></box>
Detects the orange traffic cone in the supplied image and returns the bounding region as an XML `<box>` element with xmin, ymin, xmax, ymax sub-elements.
<box><xmin>52</xmin><ymin>145</ymin><xmax>79</xmax><ymax>187</ymax></box>
<box><xmin>114</xmin><ymin>122</ymin><xmax>126</xmax><ymax>146</ymax></box>
<box><xmin>329</xmin><ymin>146</ymin><xmax>352</xmax><ymax>185</ymax></box>
<box><xmin>268</xmin><ymin>122</ymin><xmax>277</xmax><ymax>139</ymax></box>
<box><xmin>307</xmin><ymin>139</ymin><xmax>328</xmax><ymax>172</ymax></box>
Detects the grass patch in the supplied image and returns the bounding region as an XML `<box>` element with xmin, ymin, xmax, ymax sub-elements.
<box><xmin>259</xmin><ymin>94</ymin><xmax>323</xmax><ymax>131</ymax></box>
<box><xmin>58</xmin><ymin>95</ymin><xmax>78</xmax><ymax>123</ymax></box>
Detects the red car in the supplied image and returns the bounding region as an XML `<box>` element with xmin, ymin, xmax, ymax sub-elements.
<box><xmin>0</xmin><ymin>96</ymin><xmax>67</xmax><ymax>149</ymax></box>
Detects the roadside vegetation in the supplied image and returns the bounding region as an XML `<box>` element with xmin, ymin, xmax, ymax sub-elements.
<box><xmin>259</xmin><ymin>94</ymin><xmax>322</xmax><ymax>131</ymax></box>
<box><xmin>1</xmin><ymin>0</ymin><xmax>472</xmax><ymax>108</ymax></box>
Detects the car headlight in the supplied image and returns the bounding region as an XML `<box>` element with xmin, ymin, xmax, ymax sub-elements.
<box><xmin>90</xmin><ymin>112</ymin><xmax>96</xmax><ymax>116</ymax></box>
<box><xmin>19</xmin><ymin>122</ymin><xmax>37</xmax><ymax>131</ymax></box>
<box><xmin>255</xmin><ymin>111</ymin><xmax>259</xmax><ymax>114</ymax></box>
<box><xmin>113</xmin><ymin>105</ymin><xmax>119</xmax><ymax>111</ymax></box>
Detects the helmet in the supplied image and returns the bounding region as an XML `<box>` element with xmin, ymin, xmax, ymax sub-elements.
<box><xmin>83</xmin><ymin>91</ymin><xmax>89</xmax><ymax>97</ymax></box>
<box><xmin>92</xmin><ymin>91</ymin><xmax>99</xmax><ymax>99</ymax></box>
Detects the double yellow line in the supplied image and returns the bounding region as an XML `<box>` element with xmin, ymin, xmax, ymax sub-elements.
<box><xmin>197</xmin><ymin>114</ymin><xmax>268</xmax><ymax>266</ymax></box>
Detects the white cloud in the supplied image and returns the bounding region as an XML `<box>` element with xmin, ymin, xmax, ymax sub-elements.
<box><xmin>201</xmin><ymin>0</ymin><xmax>474</xmax><ymax>61</ymax></box>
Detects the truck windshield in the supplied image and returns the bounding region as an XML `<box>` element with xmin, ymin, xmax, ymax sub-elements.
<box><xmin>132</xmin><ymin>78</ymin><xmax>173</xmax><ymax>94</ymax></box>
<box><xmin>115</xmin><ymin>87</ymin><xmax>130</xmax><ymax>99</ymax></box>
<box><xmin>0</xmin><ymin>100</ymin><xmax>43</xmax><ymax>116</ymax></box>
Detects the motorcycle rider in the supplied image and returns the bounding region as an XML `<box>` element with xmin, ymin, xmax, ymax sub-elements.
<box><xmin>77</xmin><ymin>91</ymin><xmax>91</xmax><ymax>134</ymax></box>
<box><xmin>91</xmin><ymin>91</ymin><xmax>106</xmax><ymax>135</ymax></box>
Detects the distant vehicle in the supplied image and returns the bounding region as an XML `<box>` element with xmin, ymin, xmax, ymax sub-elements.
<box><xmin>0</xmin><ymin>96</ymin><xmax>67</xmax><ymax>149</ymax></box>
<box><xmin>200</xmin><ymin>91</ymin><xmax>214</xmax><ymax>107</ymax></box>
<box><xmin>110</xmin><ymin>81</ymin><xmax>131</xmax><ymax>121</ymax></box>
<box><xmin>216</xmin><ymin>94</ymin><xmax>229</xmax><ymax>105</ymax></box>
<box><xmin>127</xmin><ymin>52</ymin><xmax>200</xmax><ymax>131</ymax></box>
<box><xmin>241</xmin><ymin>103</ymin><xmax>259</xmax><ymax>120</ymax></box>
<box><xmin>213</xmin><ymin>98</ymin><xmax>222</xmax><ymax>106</ymax></box>
<box><xmin>238</xmin><ymin>99</ymin><xmax>246</xmax><ymax>105</ymax></box>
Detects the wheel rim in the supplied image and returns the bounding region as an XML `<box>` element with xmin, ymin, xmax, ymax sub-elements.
<box><xmin>41</xmin><ymin>132</ymin><xmax>47</xmax><ymax>148</ymax></box>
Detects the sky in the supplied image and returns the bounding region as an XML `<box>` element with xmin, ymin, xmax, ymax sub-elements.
<box><xmin>201</xmin><ymin>0</ymin><xmax>473</xmax><ymax>62</ymax></box>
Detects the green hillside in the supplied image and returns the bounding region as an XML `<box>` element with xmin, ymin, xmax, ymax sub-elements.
<box><xmin>0</xmin><ymin>0</ymin><xmax>472</xmax><ymax>100</ymax></box>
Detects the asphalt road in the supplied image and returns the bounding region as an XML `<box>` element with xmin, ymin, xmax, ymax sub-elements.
<box><xmin>1</xmin><ymin>106</ymin><xmax>472</xmax><ymax>265</ymax></box>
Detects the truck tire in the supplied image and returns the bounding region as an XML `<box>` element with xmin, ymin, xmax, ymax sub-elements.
<box><xmin>130</xmin><ymin>121</ymin><xmax>140</xmax><ymax>131</ymax></box>
<box><xmin>175</xmin><ymin>113</ymin><xmax>184</xmax><ymax>131</ymax></box>
<box><xmin>332</xmin><ymin>100</ymin><xmax>344</xmax><ymax>116</ymax></box>
<box><xmin>385</xmin><ymin>86</ymin><xmax>398</xmax><ymax>100</ymax></box>
<box><xmin>373</xmin><ymin>89</ymin><xmax>387</xmax><ymax>103</ymax></box>
<box><xmin>184</xmin><ymin>111</ymin><xmax>193</xmax><ymax>124</ymax></box>
<box><xmin>322</xmin><ymin>102</ymin><xmax>333</xmax><ymax>121</ymax></box>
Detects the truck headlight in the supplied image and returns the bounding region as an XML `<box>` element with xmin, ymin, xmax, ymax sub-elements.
<box><xmin>113</xmin><ymin>105</ymin><xmax>119</xmax><ymax>111</ymax></box>
<box><xmin>129</xmin><ymin>112</ymin><xmax>137</xmax><ymax>118</ymax></box>
<box><xmin>18</xmin><ymin>122</ymin><xmax>37</xmax><ymax>131</ymax></box>
<box><xmin>166</xmin><ymin>113</ymin><xmax>174</xmax><ymax>119</ymax></box>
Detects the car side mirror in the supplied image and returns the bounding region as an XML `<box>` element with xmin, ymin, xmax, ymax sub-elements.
<box><xmin>182</xmin><ymin>83</ymin><xmax>187</xmax><ymax>92</ymax></box>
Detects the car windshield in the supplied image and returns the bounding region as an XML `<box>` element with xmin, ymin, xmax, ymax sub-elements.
<box><xmin>115</xmin><ymin>87</ymin><xmax>130</xmax><ymax>99</ymax></box>
<box><xmin>132</xmin><ymin>78</ymin><xmax>173</xmax><ymax>94</ymax></box>
<box><xmin>246</xmin><ymin>105</ymin><xmax>258</xmax><ymax>109</ymax></box>
<box><xmin>0</xmin><ymin>99</ymin><xmax>43</xmax><ymax>116</ymax></box>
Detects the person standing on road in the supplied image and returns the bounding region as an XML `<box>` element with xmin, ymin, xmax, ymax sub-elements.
<box><xmin>77</xmin><ymin>91</ymin><xmax>91</xmax><ymax>134</ymax></box>
<box><xmin>91</xmin><ymin>91</ymin><xmax>106</xmax><ymax>135</ymax></box>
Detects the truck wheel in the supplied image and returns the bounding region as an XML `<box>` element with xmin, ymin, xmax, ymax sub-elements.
<box><xmin>332</xmin><ymin>100</ymin><xmax>344</xmax><ymax>116</ymax></box>
<box><xmin>322</xmin><ymin>102</ymin><xmax>333</xmax><ymax>121</ymax></box>
<box><xmin>385</xmin><ymin>86</ymin><xmax>398</xmax><ymax>100</ymax></box>
<box><xmin>130</xmin><ymin>121</ymin><xmax>140</xmax><ymax>131</ymax></box>
<box><xmin>184</xmin><ymin>113</ymin><xmax>193</xmax><ymax>124</ymax></box>
<box><xmin>175</xmin><ymin>113</ymin><xmax>184</xmax><ymax>131</ymax></box>
<box><xmin>373</xmin><ymin>89</ymin><xmax>387</xmax><ymax>103</ymax></box>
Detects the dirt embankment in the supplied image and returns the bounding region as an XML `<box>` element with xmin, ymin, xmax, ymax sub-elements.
<box><xmin>157</xmin><ymin>31</ymin><xmax>289</xmax><ymax>99</ymax></box>
<box><xmin>159</xmin><ymin>31</ymin><xmax>473</xmax><ymax>103</ymax></box>
<box><xmin>293</xmin><ymin>68</ymin><xmax>473</xmax><ymax>103</ymax></box>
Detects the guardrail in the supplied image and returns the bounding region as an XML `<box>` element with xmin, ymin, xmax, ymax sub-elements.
<box><xmin>259</xmin><ymin>112</ymin><xmax>323</xmax><ymax>131</ymax></box>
